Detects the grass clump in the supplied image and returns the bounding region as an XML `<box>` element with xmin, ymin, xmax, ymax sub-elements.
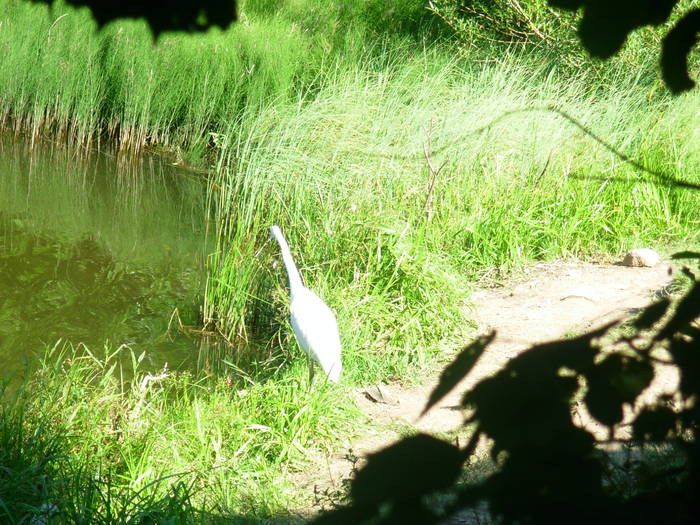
<box><xmin>0</xmin><ymin>0</ymin><xmax>442</xmax><ymax>155</ymax></box>
<box><xmin>0</xmin><ymin>342</ymin><xmax>357</xmax><ymax>523</ymax></box>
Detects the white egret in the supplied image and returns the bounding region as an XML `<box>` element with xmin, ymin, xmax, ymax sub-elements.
<box><xmin>269</xmin><ymin>225</ymin><xmax>342</xmax><ymax>383</ymax></box>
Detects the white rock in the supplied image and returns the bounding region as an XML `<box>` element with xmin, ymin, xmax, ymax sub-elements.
<box><xmin>622</xmin><ymin>248</ymin><xmax>659</xmax><ymax>267</ymax></box>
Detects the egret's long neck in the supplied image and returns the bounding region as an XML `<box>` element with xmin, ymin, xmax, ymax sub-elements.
<box><xmin>271</xmin><ymin>228</ymin><xmax>304</xmax><ymax>297</ymax></box>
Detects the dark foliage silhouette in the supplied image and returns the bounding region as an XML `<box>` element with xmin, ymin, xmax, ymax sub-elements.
<box><xmin>311</xmin><ymin>257</ymin><xmax>699</xmax><ymax>524</ymax></box>
<box><xmin>31</xmin><ymin>0</ymin><xmax>237</xmax><ymax>36</ymax></box>
<box><xmin>549</xmin><ymin>0</ymin><xmax>699</xmax><ymax>92</ymax></box>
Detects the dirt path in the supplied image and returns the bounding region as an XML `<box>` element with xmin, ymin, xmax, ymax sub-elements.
<box><xmin>291</xmin><ymin>257</ymin><xmax>676</xmax><ymax>507</ymax></box>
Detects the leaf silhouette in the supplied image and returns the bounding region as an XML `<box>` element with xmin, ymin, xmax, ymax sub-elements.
<box><xmin>634</xmin><ymin>403</ymin><xmax>678</xmax><ymax>441</ymax></box>
<box><xmin>671</xmin><ymin>251</ymin><xmax>700</xmax><ymax>260</ymax></box>
<box><xmin>661</xmin><ymin>9</ymin><xmax>700</xmax><ymax>93</ymax></box>
<box><xmin>657</xmin><ymin>281</ymin><xmax>700</xmax><ymax>340</ymax></box>
<box><xmin>310</xmin><ymin>506</ymin><xmax>376</xmax><ymax>525</ymax></box>
<box><xmin>633</xmin><ymin>298</ymin><xmax>671</xmax><ymax>330</ymax></box>
<box><xmin>584</xmin><ymin>354</ymin><xmax>653</xmax><ymax>427</ymax></box>
<box><xmin>577</xmin><ymin>0</ymin><xmax>677</xmax><ymax>59</ymax></box>
<box><xmin>350</xmin><ymin>434</ymin><xmax>465</xmax><ymax>507</ymax></box>
<box><xmin>420</xmin><ymin>331</ymin><xmax>494</xmax><ymax>417</ymax></box>
<box><xmin>668</xmin><ymin>333</ymin><xmax>700</xmax><ymax>399</ymax></box>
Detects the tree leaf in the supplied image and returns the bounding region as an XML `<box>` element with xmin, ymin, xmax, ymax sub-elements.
<box><xmin>671</xmin><ymin>251</ymin><xmax>700</xmax><ymax>260</ymax></box>
<box><xmin>420</xmin><ymin>331</ymin><xmax>494</xmax><ymax>417</ymax></box>
<box><xmin>584</xmin><ymin>354</ymin><xmax>653</xmax><ymax>427</ymax></box>
<box><xmin>633</xmin><ymin>298</ymin><xmax>671</xmax><ymax>330</ymax></box>
<box><xmin>350</xmin><ymin>434</ymin><xmax>465</xmax><ymax>507</ymax></box>
<box><xmin>657</xmin><ymin>281</ymin><xmax>700</xmax><ymax>340</ymax></box>
<box><xmin>585</xmin><ymin>387</ymin><xmax>623</xmax><ymax>428</ymax></box>
<box><xmin>619</xmin><ymin>359</ymin><xmax>655</xmax><ymax>402</ymax></box>
<box><xmin>577</xmin><ymin>0</ymin><xmax>677</xmax><ymax>59</ymax></box>
<box><xmin>310</xmin><ymin>507</ymin><xmax>375</xmax><ymax>525</ymax></box>
<box><xmin>668</xmin><ymin>335</ymin><xmax>700</xmax><ymax>400</ymax></box>
<box><xmin>548</xmin><ymin>0</ymin><xmax>585</xmax><ymax>10</ymax></box>
<box><xmin>32</xmin><ymin>0</ymin><xmax>238</xmax><ymax>37</ymax></box>
<box><xmin>662</xmin><ymin>9</ymin><xmax>700</xmax><ymax>93</ymax></box>
<box><xmin>633</xmin><ymin>404</ymin><xmax>678</xmax><ymax>441</ymax></box>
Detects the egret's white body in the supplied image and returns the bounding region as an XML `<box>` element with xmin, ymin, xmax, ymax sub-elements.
<box><xmin>270</xmin><ymin>225</ymin><xmax>342</xmax><ymax>382</ymax></box>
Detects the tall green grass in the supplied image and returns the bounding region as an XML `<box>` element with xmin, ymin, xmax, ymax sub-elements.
<box><xmin>205</xmin><ymin>47</ymin><xmax>699</xmax><ymax>385</ymax></box>
<box><xmin>0</xmin><ymin>0</ymin><xmax>440</xmax><ymax>154</ymax></box>
<box><xmin>0</xmin><ymin>342</ymin><xmax>356</xmax><ymax>523</ymax></box>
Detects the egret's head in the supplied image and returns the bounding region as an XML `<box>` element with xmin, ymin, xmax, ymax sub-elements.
<box><xmin>270</xmin><ymin>225</ymin><xmax>282</xmax><ymax>239</ymax></box>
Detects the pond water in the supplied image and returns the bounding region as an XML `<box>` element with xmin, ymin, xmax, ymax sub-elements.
<box><xmin>0</xmin><ymin>134</ymin><xmax>221</xmax><ymax>376</ymax></box>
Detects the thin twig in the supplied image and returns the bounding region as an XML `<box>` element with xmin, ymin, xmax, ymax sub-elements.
<box><xmin>533</xmin><ymin>149</ymin><xmax>554</xmax><ymax>185</ymax></box>
<box><xmin>422</xmin><ymin>121</ymin><xmax>448</xmax><ymax>224</ymax></box>
<box><xmin>362</xmin><ymin>105</ymin><xmax>699</xmax><ymax>191</ymax></box>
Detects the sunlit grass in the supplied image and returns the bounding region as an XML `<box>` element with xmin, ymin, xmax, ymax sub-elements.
<box><xmin>2</xmin><ymin>0</ymin><xmax>697</xmax><ymax>388</ymax></box>
<box><xmin>206</xmin><ymin>49</ymin><xmax>700</xmax><ymax>385</ymax></box>
<box><xmin>0</xmin><ymin>0</ymin><xmax>436</xmax><ymax>154</ymax></box>
<box><xmin>0</xmin><ymin>342</ymin><xmax>358</xmax><ymax>523</ymax></box>
<box><xmin>1</xmin><ymin>1</ymin><xmax>699</xmax><ymax>520</ymax></box>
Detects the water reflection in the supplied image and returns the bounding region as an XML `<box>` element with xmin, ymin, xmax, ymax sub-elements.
<box><xmin>0</xmin><ymin>134</ymin><xmax>223</xmax><ymax>375</ymax></box>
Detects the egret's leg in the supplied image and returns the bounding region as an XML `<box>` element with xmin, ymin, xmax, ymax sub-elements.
<box><xmin>307</xmin><ymin>357</ymin><xmax>315</xmax><ymax>386</ymax></box>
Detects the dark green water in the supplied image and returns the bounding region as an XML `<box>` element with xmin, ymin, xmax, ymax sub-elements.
<box><xmin>0</xmin><ymin>134</ymin><xmax>218</xmax><ymax>375</ymax></box>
